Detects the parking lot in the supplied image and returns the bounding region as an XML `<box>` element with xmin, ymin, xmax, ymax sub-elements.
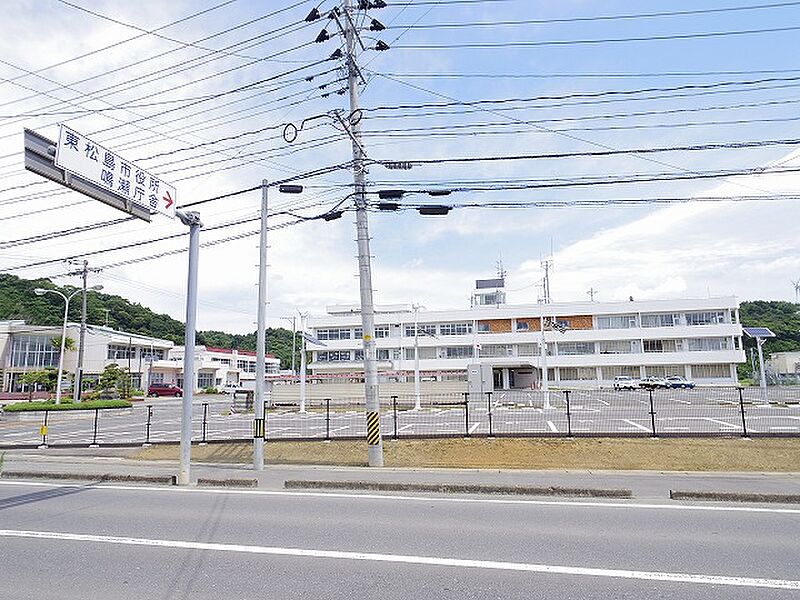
<box><xmin>1</xmin><ymin>388</ymin><xmax>799</xmax><ymax>448</ymax></box>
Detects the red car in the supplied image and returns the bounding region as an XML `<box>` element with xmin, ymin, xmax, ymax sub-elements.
<box><xmin>148</xmin><ymin>383</ymin><xmax>183</xmax><ymax>397</ymax></box>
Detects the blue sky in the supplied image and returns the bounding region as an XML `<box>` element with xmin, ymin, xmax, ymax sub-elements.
<box><xmin>1</xmin><ymin>1</ymin><xmax>799</xmax><ymax>332</ymax></box>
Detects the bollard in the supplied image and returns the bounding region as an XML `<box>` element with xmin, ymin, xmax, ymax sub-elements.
<box><xmin>325</xmin><ymin>398</ymin><xmax>331</xmax><ymax>441</ymax></box>
<box><xmin>89</xmin><ymin>408</ymin><xmax>100</xmax><ymax>447</ymax></box>
<box><xmin>200</xmin><ymin>402</ymin><xmax>209</xmax><ymax>445</ymax></box>
<box><xmin>648</xmin><ymin>389</ymin><xmax>658</xmax><ymax>438</ymax></box>
<box><xmin>143</xmin><ymin>405</ymin><xmax>153</xmax><ymax>446</ymax></box>
<box><xmin>38</xmin><ymin>410</ymin><xmax>49</xmax><ymax>449</ymax></box>
<box><xmin>392</xmin><ymin>395</ymin><xmax>398</xmax><ymax>440</ymax></box>
<box><xmin>737</xmin><ymin>387</ymin><xmax>749</xmax><ymax>438</ymax></box>
<box><xmin>463</xmin><ymin>391</ymin><xmax>470</xmax><ymax>437</ymax></box>
<box><xmin>487</xmin><ymin>391</ymin><xmax>494</xmax><ymax>438</ymax></box>
<box><xmin>564</xmin><ymin>390</ymin><xmax>573</xmax><ymax>438</ymax></box>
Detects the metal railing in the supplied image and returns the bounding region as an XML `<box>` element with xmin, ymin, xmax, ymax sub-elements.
<box><xmin>1</xmin><ymin>387</ymin><xmax>798</xmax><ymax>448</ymax></box>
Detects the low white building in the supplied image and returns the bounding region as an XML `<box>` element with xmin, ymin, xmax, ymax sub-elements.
<box><xmin>306</xmin><ymin>279</ymin><xmax>746</xmax><ymax>389</ymax></box>
<box><xmin>153</xmin><ymin>346</ymin><xmax>280</xmax><ymax>391</ymax></box>
<box><xmin>0</xmin><ymin>320</ymin><xmax>173</xmax><ymax>392</ymax></box>
<box><xmin>767</xmin><ymin>351</ymin><xmax>800</xmax><ymax>375</ymax></box>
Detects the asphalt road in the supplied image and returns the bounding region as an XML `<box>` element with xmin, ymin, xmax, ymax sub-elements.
<box><xmin>0</xmin><ymin>479</ymin><xmax>798</xmax><ymax>599</ymax></box>
<box><xmin>1</xmin><ymin>388</ymin><xmax>799</xmax><ymax>447</ymax></box>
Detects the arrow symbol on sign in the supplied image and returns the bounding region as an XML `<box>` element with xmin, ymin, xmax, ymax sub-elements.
<box><xmin>163</xmin><ymin>191</ymin><xmax>173</xmax><ymax>209</ymax></box>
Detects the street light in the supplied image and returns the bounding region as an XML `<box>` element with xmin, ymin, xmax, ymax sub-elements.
<box><xmin>34</xmin><ymin>285</ymin><xmax>102</xmax><ymax>404</ymax></box>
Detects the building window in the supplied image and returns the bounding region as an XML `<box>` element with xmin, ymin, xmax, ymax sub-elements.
<box><xmin>477</xmin><ymin>322</ymin><xmax>492</xmax><ymax>334</ymax></box>
<box><xmin>479</xmin><ymin>345</ymin><xmax>512</xmax><ymax>358</ymax></box>
<box><xmin>266</xmin><ymin>363</ymin><xmax>279</xmax><ymax>374</ymax></box>
<box><xmin>601</xmin><ymin>365</ymin><xmax>639</xmax><ymax>379</ymax></box>
<box><xmin>692</xmin><ymin>364</ymin><xmax>729</xmax><ymax>378</ymax></box>
<box><xmin>376</xmin><ymin>349</ymin><xmax>390</xmax><ymax>360</ymax></box>
<box><xmin>442</xmin><ymin>346</ymin><xmax>473</xmax><ymax>359</ymax></box>
<box><xmin>557</xmin><ymin>342</ymin><xmax>595</xmax><ymax>355</ymax></box>
<box><xmin>643</xmin><ymin>339</ymin><xmax>681</xmax><ymax>353</ymax></box>
<box><xmin>643</xmin><ymin>365</ymin><xmax>683</xmax><ymax>377</ymax></box>
<box><xmin>596</xmin><ymin>315</ymin><xmax>637</xmax><ymax>329</ymax></box>
<box><xmin>107</xmin><ymin>344</ymin><xmax>136</xmax><ymax>360</ymax></box>
<box><xmin>375</xmin><ymin>325</ymin><xmax>390</xmax><ymax>338</ymax></box>
<box><xmin>641</xmin><ymin>313</ymin><xmax>679</xmax><ymax>328</ymax></box>
<box><xmin>685</xmin><ymin>311</ymin><xmax>726</xmax><ymax>326</ymax></box>
<box><xmin>315</xmin><ymin>328</ymin><xmax>351</xmax><ymax>341</ymax></box>
<box><xmin>687</xmin><ymin>337</ymin><xmax>729</xmax><ymax>351</ymax></box>
<box><xmin>236</xmin><ymin>360</ymin><xmax>256</xmax><ymax>373</ymax></box>
<box><xmin>211</xmin><ymin>357</ymin><xmax>231</xmax><ymax>366</ymax></box>
<box><xmin>142</xmin><ymin>348</ymin><xmax>165</xmax><ymax>361</ymax></box>
<box><xmin>515</xmin><ymin>321</ymin><xmax>530</xmax><ymax>331</ymax></box>
<box><xmin>316</xmin><ymin>351</ymin><xmax>351</xmax><ymax>362</ymax></box>
<box><xmin>354</xmin><ymin>349</ymin><xmax>364</xmax><ymax>361</ymax></box>
<box><xmin>439</xmin><ymin>323</ymin><xmax>472</xmax><ymax>336</ymax></box>
<box><xmin>197</xmin><ymin>372</ymin><xmax>214</xmax><ymax>388</ymax></box>
<box><xmin>559</xmin><ymin>367</ymin><xmax>596</xmax><ymax>381</ymax></box>
<box><xmin>598</xmin><ymin>340</ymin><xmax>633</xmax><ymax>354</ymax></box>
<box><xmin>404</xmin><ymin>324</ymin><xmax>436</xmax><ymax>337</ymax></box>
<box><xmin>10</xmin><ymin>335</ymin><xmax>59</xmax><ymax>368</ymax></box>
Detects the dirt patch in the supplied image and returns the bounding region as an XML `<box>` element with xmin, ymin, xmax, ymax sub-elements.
<box><xmin>132</xmin><ymin>437</ymin><xmax>800</xmax><ymax>472</ymax></box>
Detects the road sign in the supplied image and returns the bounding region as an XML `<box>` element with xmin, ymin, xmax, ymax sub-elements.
<box><xmin>24</xmin><ymin>129</ymin><xmax>150</xmax><ymax>222</ymax></box>
<box><xmin>53</xmin><ymin>125</ymin><xmax>176</xmax><ymax>219</ymax></box>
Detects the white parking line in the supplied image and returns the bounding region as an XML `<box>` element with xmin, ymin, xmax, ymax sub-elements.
<box><xmin>468</xmin><ymin>423</ymin><xmax>480</xmax><ymax>434</ymax></box>
<box><xmin>0</xmin><ymin>529</ymin><xmax>797</xmax><ymax>590</ymax></box>
<box><xmin>703</xmin><ymin>418</ymin><xmax>739</xmax><ymax>429</ymax></box>
<box><xmin>546</xmin><ymin>421</ymin><xmax>558</xmax><ymax>433</ymax></box>
<box><xmin>621</xmin><ymin>419</ymin><xmax>651</xmax><ymax>433</ymax></box>
<box><xmin>595</xmin><ymin>399</ymin><xmax>610</xmax><ymax>406</ymax></box>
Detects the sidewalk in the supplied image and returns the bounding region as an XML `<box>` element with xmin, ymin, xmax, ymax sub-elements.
<box><xmin>2</xmin><ymin>447</ymin><xmax>799</xmax><ymax>501</ymax></box>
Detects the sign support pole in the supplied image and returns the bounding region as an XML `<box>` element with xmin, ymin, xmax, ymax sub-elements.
<box><xmin>177</xmin><ymin>210</ymin><xmax>202</xmax><ymax>486</ymax></box>
<box><xmin>254</xmin><ymin>181</ymin><xmax>268</xmax><ymax>471</ymax></box>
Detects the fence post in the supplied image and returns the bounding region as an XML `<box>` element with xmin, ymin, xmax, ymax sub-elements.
<box><xmin>648</xmin><ymin>389</ymin><xmax>658</xmax><ymax>438</ymax></box>
<box><xmin>38</xmin><ymin>409</ymin><xmax>49</xmax><ymax>449</ymax></box>
<box><xmin>463</xmin><ymin>391</ymin><xmax>470</xmax><ymax>437</ymax></box>
<box><xmin>737</xmin><ymin>387</ymin><xmax>749</xmax><ymax>438</ymax></box>
<box><xmin>143</xmin><ymin>405</ymin><xmax>152</xmax><ymax>447</ymax></box>
<box><xmin>392</xmin><ymin>395</ymin><xmax>398</xmax><ymax>440</ymax></box>
<box><xmin>199</xmin><ymin>402</ymin><xmax>208</xmax><ymax>445</ymax></box>
<box><xmin>89</xmin><ymin>408</ymin><xmax>100</xmax><ymax>447</ymax></box>
<box><xmin>564</xmin><ymin>390</ymin><xmax>573</xmax><ymax>437</ymax></box>
<box><xmin>487</xmin><ymin>391</ymin><xmax>494</xmax><ymax>438</ymax></box>
<box><xmin>325</xmin><ymin>398</ymin><xmax>331</xmax><ymax>441</ymax></box>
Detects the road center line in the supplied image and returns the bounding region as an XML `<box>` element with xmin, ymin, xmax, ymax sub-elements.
<box><xmin>0</xmin><ymin>529</ymin><xmax>797</xmax><ymax>590</ymax></box>
<box><xmin>0</xmin><ymin>480</ymin><xmax>798</xmax><ymax>515</ymax></box>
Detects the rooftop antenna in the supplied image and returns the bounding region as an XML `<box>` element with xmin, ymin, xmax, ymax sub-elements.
<box><xmin>540</xmin><ymin>258</ymin><xmax>553</xmax><ymax>304</ymax></box>
<box><xmin>496</xmin><ymin>255</ymin><xmax>507</xmax><ymax>282</ymax></box>
<box><xmin>587</xmin><ymin>287</ymin><xmax>598</xmax><ymax>302</ymax></box>
<box><xmin>793</xmin><ymin>279</ymin><xmax>800</xmax><ymax>303</ymax></box>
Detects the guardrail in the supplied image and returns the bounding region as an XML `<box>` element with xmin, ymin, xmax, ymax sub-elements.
<box><xmin>1</xmin><ymin>387</ymin><xmax>798</xmax><ymax>448</ymax></box>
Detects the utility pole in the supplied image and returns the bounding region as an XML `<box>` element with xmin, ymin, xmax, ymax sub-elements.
<box><xmin>69</xmin><ymin>259</ymin><xmax>100</xmax><ymax>403</ymax></box>
<box><xmin>343</xmin><ymin>0</ymin><xmax>383</xmax><ymax>466</ymax></box>
<box><xmin>413</xmin><ymin>303</ymin><xmax>421</xmax><ymax>411</ymax></box>
<box><xmin>298</xmin><ymin>312</ymin><xmax>308</xmax><ymax>413</ymax></box>
<box><xmin>254</xmin><ymin>180</ymin><xmax>269</xmax><ymax>471</ymax></box>
<box><xmin>176</xmin><ymin>209</ymin><xmax>202</xmax><ymax>486</ymax></box>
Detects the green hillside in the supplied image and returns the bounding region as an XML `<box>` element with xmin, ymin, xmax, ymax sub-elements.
<box><xmin>0</xmin><ymin>274</ymin><xmax>298</xmax><ymax>369</ymax></box>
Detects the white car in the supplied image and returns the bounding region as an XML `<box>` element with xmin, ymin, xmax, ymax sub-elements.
<box><xmin>613</xmin><ymin>376</ymin><xmax>639</xmax><ymax>390</ymax></box>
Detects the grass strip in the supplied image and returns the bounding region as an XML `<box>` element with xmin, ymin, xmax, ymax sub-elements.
<box><xmin>3</xmin><ymin>399</ymin><xmax>132</xmax><ymax>412</ymax></box>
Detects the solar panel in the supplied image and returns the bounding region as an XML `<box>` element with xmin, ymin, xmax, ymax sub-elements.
<box><xmin>742</xmin><ymin>327</ymin><xmax>776</xmax><ymax>338</ymax></box>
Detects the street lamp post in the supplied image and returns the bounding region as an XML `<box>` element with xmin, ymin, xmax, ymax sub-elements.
<box><xmin>34</xmin><ymin>285</ymin><xmax>102</xmax><ymax>404</ymax></box>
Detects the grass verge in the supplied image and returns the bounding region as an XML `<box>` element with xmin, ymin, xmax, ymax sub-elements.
<box><xmin>132</xmin><ymin>437</ymin><xmax>800</xmax><ymax>472</ymax></box>
<box><xmin>3</xmin><ymin>399</ymin><xmax>133</xmax><ymax>412</ymax></box>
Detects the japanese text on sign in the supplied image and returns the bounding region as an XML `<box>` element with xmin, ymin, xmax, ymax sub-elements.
<box><xmin>54</xmin><ymin>125</ymin><xmax>176</xmax><ymax>219</ymax></box>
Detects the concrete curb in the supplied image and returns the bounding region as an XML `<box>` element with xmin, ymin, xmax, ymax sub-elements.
<box><xmin>670</xmin><ymin>490</ymin><xmax>800</xmax><ymax>504</ymax></box>
<box><xmin>284</xmin><ymin>479</ymin><xmax>633</xmax><ymax>498</ymax></box>
<box><xmin>0</xmin><ymin>470</ymin><xmax>176</xmax><ymax>485</ymax></box>
<box><xmin>197</xmin><ymin>477</ymin><xmax>258</xmax><ymax>488</ymax></box>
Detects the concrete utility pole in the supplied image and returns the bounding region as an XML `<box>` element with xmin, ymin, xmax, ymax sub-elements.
<box><xmin>299</xmin><ymin>312</ymin><xmax>308</xmax><ymax>413</ymax></box>
<box><xmin>71</xmin><ymin>259</ymin><xmax>100</xmax><ymax>403</ymax></box>
<box><xmin>254</xmin><ymin>180</ymin><xmax>269</xmax><ymax>471</ymax></box>
<box><xmin>177</xmin><ymin>209</ymin><xmax>202</xmax><ymax>486</ymax></box>
<box><xmin>343</xmin><ymin>0</ymin><xmax>383</xmax><ymax>466</ymax></box>
<box><xmin>413</xmin><ymin>304</ymin><xmax>421</xmax><ymax>411</ymax></box>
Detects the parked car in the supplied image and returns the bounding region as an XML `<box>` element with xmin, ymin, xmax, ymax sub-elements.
<box><xmin>638</xmin><ymin>376</ymin><xmax>669</xmax><ymax>390</ymax></box>
<box><xmin>612</xmin><ymin>375</ymin><xmax>639</xmax><ymax>390</ymax></box>
<box><xmin>665</xmin><ymin>375</ymin><xmax>696</xmax><ymax>389</ymax></box>
<box><xmin>148</xmin><ymin>382</ymin><xmax>182</xmax><ymax>397</ymax></box>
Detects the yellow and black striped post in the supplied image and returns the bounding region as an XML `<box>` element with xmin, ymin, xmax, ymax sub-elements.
<box><xmin>366</xmin><ymin>411</ymin><xmax>381</xmax><ymax>447</ymax></box>
<box><xmin>253</xmin><ymin>417</ymin><xmax>265</xmax><ymax>439</ymax></box>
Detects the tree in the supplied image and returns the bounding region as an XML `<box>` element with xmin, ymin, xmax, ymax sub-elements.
<box><xmin>50</xmin><ymin>336</ymin><xmax>76</xmax><ymax>351</ymax></box>
<box><xmin>98</xmin><ymin>363</ymin><xmax>132</xmax><ymax>399</ymax></box>
<box><xmin>18</xmin><ymin>369</ymin><xmax>58</xmax><ymax>398</ymax></box>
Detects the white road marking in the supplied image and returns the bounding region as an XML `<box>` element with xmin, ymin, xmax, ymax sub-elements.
<box><xmin>1</xmin><ymin>480</ymin><xmax>798</xmax><ymax>515</ymax></box>
<box><xmin>595</xmin><ymin>399</ymin><xmax>610</xmax><ymax>406</ymax></box>
<box><xmin>703</xmin><ymin>418</ymin><xmax>739</xmax><ymax>429</ymax></box>
<box><xmin>397</xmin><ymin>424</ymin><xmax>414</xmax><ymax>432</ymax></box>
<box><xmin>468</xmin><ymin>423</ymin><xmax>480</xmax><ymax>434</ymax></box>
<box><xmin>621</xmin><ymin>419</ymin><xmax>651</xmax><ymax>432</ymax></box>
<box><xmin>0</xmin><ymin>529</ymin><xmax>797</xmax><ymax>590</ymax></box>
<box><xmin>673</xmin><ymin>399</ymin><xmax>691</xmax><ymax>405</ymax></box>
<box><xmin>546</xmin><ymin>421</ymin><xmax>558</xmax><ymax>433</ymax></box>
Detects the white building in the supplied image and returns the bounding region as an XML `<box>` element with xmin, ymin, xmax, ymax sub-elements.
<box><xmin>306</xmin><ymin>279</ymin><xmax>745</xmax><ymax>389</ymax></box>
<box><xmin>153</xmin><ymin>346</ymin><xmax>280</xmax><ymax>391</ymax></box>
<box><xmin>0</xmin><ymin>321</ymin><xmax>281</xmax><ymax>393</ymax></box>
<box><xmin>0</xmin><ymin>320</ymin><xmax>173</xmax><ymax>392</ymax></box>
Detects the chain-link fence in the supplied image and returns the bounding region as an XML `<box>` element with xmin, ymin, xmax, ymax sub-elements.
<box><xmin>1</xmin><ymin>387</ymin><xmax>798</xmax><ymax>448</ymax></box>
